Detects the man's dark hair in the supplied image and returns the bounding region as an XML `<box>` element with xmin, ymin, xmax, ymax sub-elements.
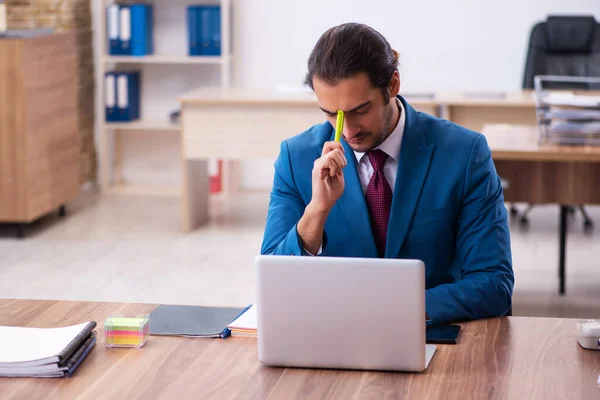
<box><xmin>305</xmin><ymin>23</ymin><xmax>400</xmax><ymax>103</ymax></box>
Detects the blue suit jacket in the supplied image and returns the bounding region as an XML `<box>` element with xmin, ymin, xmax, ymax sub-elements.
<box><xmin>260</xmin><ymin>96</ymin><xmax>514</xmax><ymax>324</ymax></box>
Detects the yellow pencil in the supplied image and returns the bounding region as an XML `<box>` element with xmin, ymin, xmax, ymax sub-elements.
<box><xmin>335</xmin><ymin>110</ymin><xmax>344</xmax><ymax>142</ymax></box>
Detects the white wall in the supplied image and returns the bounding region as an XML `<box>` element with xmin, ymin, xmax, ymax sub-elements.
<box><xmin>93</xmin><ymin>0</ymin><xmax>600</xmax><ymax>189</ymax></box>
<box><xmin>233</xmin><ymin>0</ymin><xmax>600</xmax><ymax>92</ymax></box>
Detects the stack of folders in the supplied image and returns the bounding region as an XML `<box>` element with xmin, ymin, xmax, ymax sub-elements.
<box><xmin>0</xmin><ymin>322</ymin><xmax>97</xmax><ymax>378</ymax></box>
<box><xmin>105</xmin><ymin>70</ymin><xmax>141</xmax><ymax>122</ymax></box>
<box><xmin>227</xmin><ymin>304</ymin><xmax>257</xmax><ymax>337</ymax></box>
<box><xmin>538</xmin><ymin>92</ymin><xmax>600</xmax><ymax>144</ymax></box>
<box><xmin>187</xmin><ymin>5</ymin><xmax>221</xmax><ymax>56</ymax></box>
<box><xmin>107</xmin><ymin>3</ymin><xmax>153</xmax><ymax>56</ymax></box>
<box><xmin>149</xmin><ymin>304</ymin><xmax>251</xmax><ymax>338</ymax></box>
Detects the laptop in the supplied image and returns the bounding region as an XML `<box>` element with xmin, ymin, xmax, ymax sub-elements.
<box><xmin>255</xmin><ymin>255</ymin><xmax>437</xmax><ymax>372</ymax></box>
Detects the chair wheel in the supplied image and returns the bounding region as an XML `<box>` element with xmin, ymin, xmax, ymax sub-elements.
<box><xmin>16</xmin><ymin>224</ymin><xmax>25</xmax><ymax>239</ymax></box>
<box><xmin>509</xmin><ymin>207</ymin><xmax>519</xmax><ymax>218</ymax></box>
<box><xmin>584</xmin><ymin>220</ymin><xmax>594</xmax><ymax>233</ymax></box>
<box><xmin>519</xmin><ymin>217</ymin><xmax>529</xmax><ymax>229</ymax></box>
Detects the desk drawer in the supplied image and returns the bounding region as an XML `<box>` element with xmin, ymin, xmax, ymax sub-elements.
<box><xmin>496</xmin><ymin>160</ymin><xmax>600</xmax><ymax>204</ymax></box>
<box><xmin>182</xmin><ymin>104</ymin><xmax>326</xmax><ymax>159</ymax></box>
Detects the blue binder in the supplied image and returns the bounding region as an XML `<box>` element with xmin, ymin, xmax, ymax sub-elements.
<box><xmin>209</xmin><ymin>5</ymin><xmax>221</xmax><ymax>56</ymax></box>
<box><xmin>187</xmin><ymin>6</ymin><xmax>201</xmax><ymax>56</ymax></box>
<box><xmin>107</xmin><ymin>4</ymin><xmax>121</xmax><ymax>55</ymax></box>
<box><xmin>105</xmin><ymin>72</ymin><xmax>119</xmax><ymax>122</ymax></box>
<box><xmin>119</xmin><ymin>5</ymin><xmax>132</xmax><ymax>55</ymax></box>
<box><xmin>115</xmin><ymin>71</ymin><xmax>141</xmax><ymax>122</ymax></box>
<box><xmin>198</xmin><ymin>6</ymin><xmax>212</xmax><ymax>55</ymax></box>
<box><xmin>131</xmin><ymin>4</ymin><xmax>153</xmax><ymax>56</ymax></box>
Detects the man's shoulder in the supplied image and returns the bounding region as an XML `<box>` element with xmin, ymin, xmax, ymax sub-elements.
<box><xmin>283</xmin><ymin>121</ymin><xmax>332</xmax><ymax>153</ymax></box>
<box><xmin>418</xmin><ymin>112</ymin><xmax>487</xmax><ymax>154</ymax></box>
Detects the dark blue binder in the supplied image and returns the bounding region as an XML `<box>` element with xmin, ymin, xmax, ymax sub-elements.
<box><xmin>187</xmin><ymin>6</ymin><xmax>201</xmax><ymax>56</ymax></box>
<box><xmin>209</xmin><ymin>5</ymin><xmax>221</xmax><ymax>56</ymax></box>
<box><xmin>198</xmin><ymin>6</ymin><xmax>212</xmax><ymax>55</ymax></box>
<box><xmin>115</xmin><ymin>71</ymin><xmax>141</xmax><ymax>122</ymax></box>
<box><xmin>146</xmin><ymin>4</ymin><xmax>154</xmax><ymax>54</ymax></box>
<box><xmin>119</xmin><ymin>5</ymin><xmax>132</xmax><ymax>55</ymax></box>
<box><xmin>105</xmin><ymin>72</ymin><xmax>119</xmax><ymax>122</ymax></box>
<box><xmin>107</xmin><ymin>4</ymin><xmax>121</xmax><ymax>55</ymax></box>
<box><xmin>131</xmin><ymin>4</ymin><xmax>153</xmax><ymax>56</ymax></box>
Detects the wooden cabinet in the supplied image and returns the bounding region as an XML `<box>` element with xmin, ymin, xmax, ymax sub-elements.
<box><xmin>0</xmin><ymin>32</ymin><xmax>80</xmax><ymax>236</ymax></box>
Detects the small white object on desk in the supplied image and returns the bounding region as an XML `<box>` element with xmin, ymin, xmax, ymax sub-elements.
<box><xmin>578</xmin><ymin>320</ymin><xmax>600</xmax><ymax>350</ymax></box>
<box><xmin>0</xmin><ymin>1</ymin><xmax>6</xmax><ymax>33</ymax></box>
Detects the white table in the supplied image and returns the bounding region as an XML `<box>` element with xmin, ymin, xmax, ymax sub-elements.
<box><xmin>178</xmin><ymin>88</ymin><xmax>439</xmax><ymax>232</ymax></box>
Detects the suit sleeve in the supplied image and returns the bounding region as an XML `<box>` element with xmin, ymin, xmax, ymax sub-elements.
<box><xmin>425</xmin><ymin>134</ymin><xmax>514</xmax><ymax>324</ymax></box>
<box><xmin>260</xmin><ymin>141</ymin><xmax>326</xmax><ymax>256</ymax></box>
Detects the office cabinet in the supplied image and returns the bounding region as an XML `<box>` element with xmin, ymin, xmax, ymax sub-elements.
<box><xmin>0</xmin><ymin>32</ymin><xmax>80</xmax><ymax>237</ymax></box>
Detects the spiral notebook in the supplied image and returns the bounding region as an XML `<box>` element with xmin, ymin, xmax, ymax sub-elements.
<box><xmin>0</xmin><ymin>321</ymin><xmax>97</xmax><ymax>371</ymax></box>
<box><xmin>0</xmin><ymin>331</ymin><xmax>97</xmax><ymax>378</ymax></box>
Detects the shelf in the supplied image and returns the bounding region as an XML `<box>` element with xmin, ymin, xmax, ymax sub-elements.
<box><xmin>97</xmin><ymin>0</ymin><xmax>233</xmax><ymax>191</ymax></box>
<box><xmin>105</xmin><ymin>120</ymin><xmax>180</xmax><ymax>131</ymax></box>
<box><xmin>107</xmin><ymin>183</ymin><xmax>181</xmax><ymax>197</ymax></box>
<box><xmin>104</xmin><ymin>55</ymin><xmax>228</xmax><ymax>65</ymax></box>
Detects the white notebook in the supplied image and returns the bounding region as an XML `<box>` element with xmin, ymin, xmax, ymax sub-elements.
<box><xmin>227</xmin><ymin>304</ymin><xmax>257</xmax><ymax>332</ymax></box>
<box><xmin>0</xmin><ymin>321</ymin><xmax>96</xmax><ymax>368</ymax></box>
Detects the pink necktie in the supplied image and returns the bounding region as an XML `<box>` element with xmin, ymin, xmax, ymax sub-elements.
<box><xmin>366</xmin><ymin>150</ymin><xmax>393</xmax><ymax>257</ymax></box>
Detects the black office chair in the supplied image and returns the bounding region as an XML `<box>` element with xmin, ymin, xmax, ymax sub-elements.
<box><xmin>514</xmin><ymin>15</ymin><xmax>600</xmax><ymax>232</ymax></box>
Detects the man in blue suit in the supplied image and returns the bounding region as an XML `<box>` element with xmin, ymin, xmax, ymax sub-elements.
<box><xmin>260</xmin><ymin>23</ymin><xmax>514</xmax><ymax>324</ymax></box>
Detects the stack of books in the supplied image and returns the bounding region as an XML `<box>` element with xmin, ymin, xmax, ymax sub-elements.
<box><xmin>0</xmin><ymin>321</ymin><xmax>97</xmax><ymax>378</ymax></box>
<box><xmin>227</xmin><ymin>304</ymin><xmax>257</xmax><ymax>337</ymax></box>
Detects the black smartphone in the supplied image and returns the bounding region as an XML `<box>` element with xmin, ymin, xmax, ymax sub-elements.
<box><xmin>426</xmin><ymin>324</ymin><xmax>461</xmax><ymax>344</ymax></box>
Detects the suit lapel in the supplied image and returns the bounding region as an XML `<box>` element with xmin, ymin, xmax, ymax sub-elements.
<box><xmin>385</xmin><ymin>98</ymin><xmax>435</xmax><ymax>258</ymax></box>
<box><xmin>318</xmin><ymin>130</ymin><xmax>378</xmax><ymax>257</ymax></box>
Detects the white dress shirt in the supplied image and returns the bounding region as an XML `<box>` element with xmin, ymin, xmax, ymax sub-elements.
<box><xmin>353</xmin><ymin>97</ymin><xmax>405</xmax><ymax>193</ymax></box>
<box><xmin>303</xmin><ymin>98</ymin><xmax>406</xmax><ymax>255</ymax></box>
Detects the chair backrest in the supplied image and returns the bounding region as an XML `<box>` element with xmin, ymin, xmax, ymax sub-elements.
<box><xmin>522</xmin><ymin>15</ymin><xmax>600</xmax><ymax>90</ymax></box>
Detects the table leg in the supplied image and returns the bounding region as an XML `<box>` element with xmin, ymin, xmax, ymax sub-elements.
<box><xmin>182</xmin><ymin>159</ymin><xmax>209</xmax><ymax>232</ymax></box>
<box><xmin>559</xmin><ymin>205</ymin><xmax>567</xmax><ymax>295</ymax></box>
<box><xmin>222</xmin><ymin>160</ymin><xmax>242</xmax><ymax>194</ymax></box>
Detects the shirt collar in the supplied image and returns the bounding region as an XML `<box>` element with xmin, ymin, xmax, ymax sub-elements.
<box><xmin>354</xmin><ymin>97</ymin><xmax>405</xmax><ymax>164</ymax></box>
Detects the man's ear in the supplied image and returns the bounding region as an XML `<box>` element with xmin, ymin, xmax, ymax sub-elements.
<box><xmin>388</xmin><ymin>70</ymin><xmax>400</xmax><ymax>98</ymax></box>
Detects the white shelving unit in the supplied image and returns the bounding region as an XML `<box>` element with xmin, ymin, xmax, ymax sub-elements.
<box><xmin>105</xmin><ymin>120</ymin><xmax>180</xmax><ymax>131</ymax></box>
<box><xmin>105</xmin><ymin>54</ymin><xmax>229</xmax><ymax>65</ymax></box>
<box><xmin>96</xmin><ymin>0</ymin><xmax>232</xmax><ymax>195</ymax></box>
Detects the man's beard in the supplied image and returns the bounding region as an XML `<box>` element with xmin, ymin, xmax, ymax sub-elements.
<box><xmin>370</xmin><ymin>99</ymin><xmax>396</xmax><ymax>149</ymax></box>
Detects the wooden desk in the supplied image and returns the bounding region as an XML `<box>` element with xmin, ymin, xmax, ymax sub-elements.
<box><xmin>483</xmin><ymin>124</ymin><xmax>600</xmax><ymax>294</ymax></box>
<box><xmin>178</xmin><ymin>88</ymin><xmax>439</xmax><ymax>231</ymax></box>
<box><xmin>437</xmin><ymin>91</ymin><xmax>537</xmax><ymax>132</ymax></box>
<box><xmin>1</xmin><ymin>299</ymin><xmax>599</xmax><ymax>400</ymax></box>
<box><xmin>178</xmin><ymin>89</ymin><xmax>597</xmax><ymax>232</ymax></box>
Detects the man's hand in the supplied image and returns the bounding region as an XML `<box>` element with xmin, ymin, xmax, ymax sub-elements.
<box><xmin>310</xmin><ymin>141</ymin><xmax>347</xmax><ymax>213</ymax></box>
<box><xmin>297</xmin><ymin>141</ymin><xmax>347</xmax><ymax>254</ymax></box>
